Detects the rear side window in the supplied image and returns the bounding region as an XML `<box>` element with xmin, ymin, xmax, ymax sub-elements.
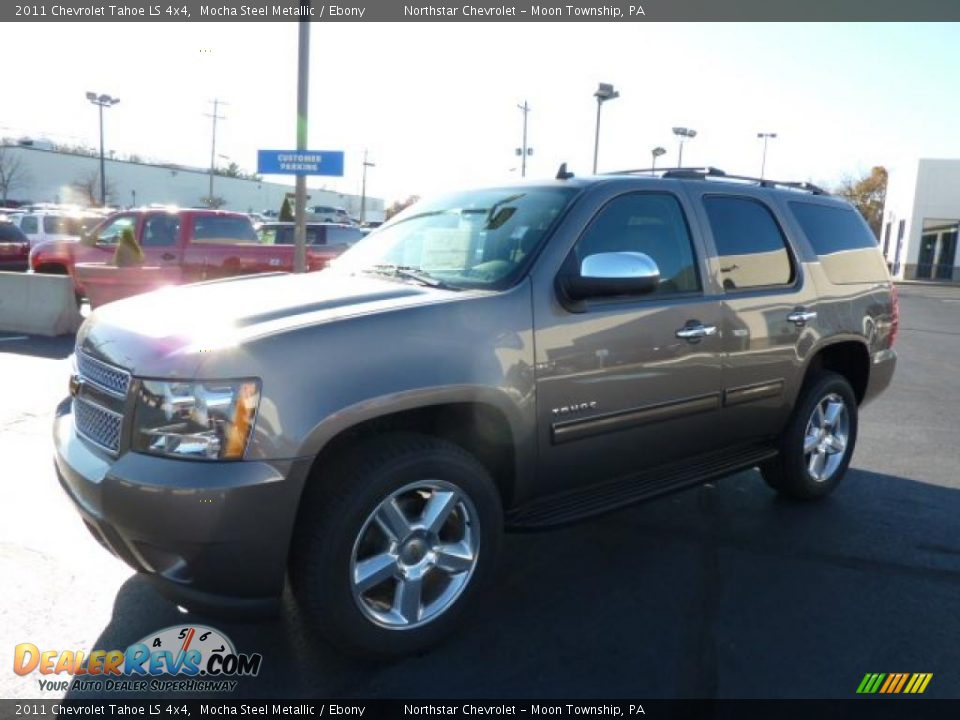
<box><xmin>703</xmin><ymin>196</ymin><xmax>794</xmax><ymax>290</ymax></box>
<box><xmin>789</xmin><ymin>202</ymin><xmax>877</xmax><ymax>254</ymax></box>
<box><xmin>191</xmin><ymin>216</ymin><xmax>257</xmax><ymax>244</ymax></box>
<box><xmin>20</xmin><ymin>216</ymin><xmax>38</xmax><ymax>233</ymax></box>
<box><xmin>142</xmin><ymin>214</ymin><xmax>180</xmax><ymax>247</ymax></box>
<box><xmin>789</xmin><ymin>202</ymin><xmax>889</xmax><ymax>284</ymax></box>
<box><xmin>43</xmin><ymin>216</ymin><xmax>65</xmax><ymax>233</ymax></box>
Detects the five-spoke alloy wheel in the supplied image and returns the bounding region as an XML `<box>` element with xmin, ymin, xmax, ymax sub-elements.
<box><xmin>762</xmin><ymin>371</ymin><xmax>859</xmax><ymax>500</ymax></box>
<box><xmin>350</xmin><ymin>480</ymin><xmax>480</xmax><ymax>629</ymax></box>
<box><xmin>291</xmin><ymin>434</ymin><xmax>502</xmax><ymax>656</ymax></box>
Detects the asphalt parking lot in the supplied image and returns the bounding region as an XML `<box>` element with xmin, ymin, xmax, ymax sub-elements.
<box><xmin>2</xmin><ymin>283</ymin><xmax>959</xmax><ymax>700</ymax></box>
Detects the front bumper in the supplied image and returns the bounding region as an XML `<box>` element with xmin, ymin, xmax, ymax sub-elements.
<box><xmin>53</xmin><ymin>398</ymin><xmax>311</xmax><ymax>617</ymax></box>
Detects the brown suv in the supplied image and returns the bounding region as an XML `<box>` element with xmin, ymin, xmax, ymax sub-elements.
<box><xmin>54</xmin><ymin>167</ymin><xmax>897</xmax><ymax>655</ymax></box>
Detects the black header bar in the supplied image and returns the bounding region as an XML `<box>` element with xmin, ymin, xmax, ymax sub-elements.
<box><xmin>6</xmin><ymin>0</ymin><xmax>960</xmax><ymax>22</ymax></box>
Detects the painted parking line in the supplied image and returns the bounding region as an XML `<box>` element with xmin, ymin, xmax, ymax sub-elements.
<box><xmin>0</xmin><ymin>335</ymin><xmax>29</xmax><ymax>342</ymax></box>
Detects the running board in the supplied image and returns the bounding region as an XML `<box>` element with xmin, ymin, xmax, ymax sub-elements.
<box><xmin>506</xmin><ymin>444</ymin><xmax>778</xmax><ymax>529</ymax></box>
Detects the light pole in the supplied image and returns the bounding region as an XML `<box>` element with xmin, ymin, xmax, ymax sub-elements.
<box><xmin>205</xmin><ymin>99</ymin><xmax>227</xmax><ymax>206</ymax></box>
<box><xmin>293</xmin><ymin>3</ymin><xmax>310</xmax><ymax>273</ymax></box>
<box><xmin>85</xmin><ymin>91</ymin><xmax>120</xmax><ymax>206</ymax></box>
<box><xmin>593</xmin><ymin>83</ymin><xmax>619</xmax><ymax>174</ymax></box>
<box><xmin>757</xmin><ymin>132</ymin><xmax>777</xmax><ymax>179</ymax></box>
<box><xmin>672</xmin><ymin>127</ymin><xmax>697</xmax><ymax>168</ymax></box>
<box><xmin>651</xmin><ymin>146</ymin><xmax>666</xmax><ymax>173</ymax></box>
<box><xmin>360</xmin><ymin>149</ymin><xmax>375</xmax><ymax>224</ymax></box>
<box><xmin>516</xmin><ymin>101</ymin><xmax>533</xmax><ymax>177</ymax></box>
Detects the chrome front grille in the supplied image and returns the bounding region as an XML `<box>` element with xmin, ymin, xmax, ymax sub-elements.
<box><xmin>74</xmin><ymin>396</ymin><xmax>124</xmax><ymax>453</ymax></box>
<box><xmin>74</xmin><ymin>351</ymin><xmax>131</xmax><ymax>454</ymax></box>
<box><xmin>76</xmin><ymin>351</ymin><xmax>132</xmax><ymax>398</ymax></box>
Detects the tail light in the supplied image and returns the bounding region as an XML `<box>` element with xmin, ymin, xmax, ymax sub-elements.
<box><xmin>889</xmin><ymin>283</ymin><xmax>900</xmax><ymax>347</ymax></box>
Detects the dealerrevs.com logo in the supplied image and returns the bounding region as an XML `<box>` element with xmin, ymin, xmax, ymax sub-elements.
<box><xmin>13</xmin><ymin>625</ymin><xmax>262</xmax><ymax>693</ymax></box>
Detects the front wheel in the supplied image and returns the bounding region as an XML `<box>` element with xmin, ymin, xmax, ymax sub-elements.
<box><xmin>761</xmin><ymin>371</ymin><xmax>858</xmax><ymax>500</ymax></box>
<box><xmin>290</xmin><ymin>434</ymin><xmax>503</xmax><ymax>656</ymax></box>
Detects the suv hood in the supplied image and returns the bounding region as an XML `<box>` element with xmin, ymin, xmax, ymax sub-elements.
<box><xmin>78</xmin><ymin>271</ymin><xmax>470</xmax><ymax>375</ymax></box>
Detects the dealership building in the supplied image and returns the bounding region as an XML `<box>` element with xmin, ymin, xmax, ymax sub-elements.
<box><xmin>881</xmin><ymin>158</ymin><xmax>960</xmax><ymax>282</ymax></box>
<box><xmin>0</xmin><ymin>144</ymin><xmax>385</xmax><ymax>221</ymax></box>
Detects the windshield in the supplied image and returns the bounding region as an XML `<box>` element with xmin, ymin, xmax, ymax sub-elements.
<box><xmin>328</xmin><ymin>186</ymin><xmax>578</xmax><ymax>289</ymax></box>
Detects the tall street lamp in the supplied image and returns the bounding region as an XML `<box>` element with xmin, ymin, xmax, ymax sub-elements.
<box><xmin>651</xmin><ymin>146</ymin><xmax>666</xmax><ymax>172</ymax></box>
<box><xmin>593</xmin><ymin>83</ymin><xmax>619</xmax><ymax>174</ymax></box>
<box><xmin>672</xmin><ymin>127</ymin><xmax>696</xmax><ymax>168</ymax></box>
<box><xmin>360</xmin><ymin>149</ymin><xmax>375</xmax><ymax>224</ymax></box>
<box><xmin>85</xmin><ymin>91</ymin><xmax>120</xmax><ymax>206</ymax></box>
<box><xmin>516</xmin><ymin>101</ymin><xmax>533</xmax><ymax>178</ymax></box>
<box><xmin>757</xmin><ymin>132</ymin><xmax>777</xmax><ymax>179</ymax></box>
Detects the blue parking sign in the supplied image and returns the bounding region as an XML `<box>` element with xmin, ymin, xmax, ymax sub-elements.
<box><xmin>257</xmin><ymin>150</ymin><xmax>345</xmax><ymax>176</ymax></box>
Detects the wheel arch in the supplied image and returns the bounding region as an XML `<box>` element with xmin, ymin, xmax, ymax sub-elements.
<box><xmin>296</xmin><ymin>389</ymin><xmax>531</xmax><ymax>513</ymax></box>
<box><xmin>801</xmin><ymin>338</ymin><xmax>871</xmax><ymax>404</ymax></box>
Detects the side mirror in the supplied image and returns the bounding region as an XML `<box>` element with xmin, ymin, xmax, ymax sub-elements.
<box><xmin>561</xmin><ymin>251</ymin><xmax>660</xmax><ymax>301</ymax></box>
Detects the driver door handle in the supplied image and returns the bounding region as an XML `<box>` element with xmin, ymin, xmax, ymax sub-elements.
<box><xmin>676</xmin><ymin>323</ymin><xmax>718</xmax><ymax>340</ymax></box>
<box><xmin>787</xmin><ymin>309</ymin><xmax>818</xmax><ymax>326</ymax></box>
<box><xmin>161</xmin><ymin>252</ymin><xmax>176</xmax><ymax>261</ymax></box>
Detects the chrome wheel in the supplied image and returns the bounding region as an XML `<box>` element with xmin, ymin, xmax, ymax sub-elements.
<box><xmin>350</xmin><ymin>480</ymin><xmax>480</xmax><ymax>630</ymax></box>
<box><xmin>803</xmin><ymin>393</ymin><xmax>849</xmax><ymax>483</ymax></box>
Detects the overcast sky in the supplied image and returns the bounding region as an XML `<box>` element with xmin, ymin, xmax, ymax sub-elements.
<box><xmin>2</xmin><ymin>22</ymin><xmax>958</xmax><ymax>204</ymax></box>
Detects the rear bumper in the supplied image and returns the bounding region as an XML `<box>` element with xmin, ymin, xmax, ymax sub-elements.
<box><xmin>53</xmin><ymin>398</ymin><xmax>311</xmax><ymax>617</ymax></box>
<box><xmin>862</xmin><ymin>348</ymin><xmax>897</xmax><ymax>406</ymax></box>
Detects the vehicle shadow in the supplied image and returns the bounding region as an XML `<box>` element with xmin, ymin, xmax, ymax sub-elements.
<box><xmin>69</xmin><ymin>466</ymin><xmax>960</xmax><ymax>699</ymax></box>
<box><xmin>0</xmin><ymin>333</ymin><xmax>74</xmax><ymax>359</ymax></box>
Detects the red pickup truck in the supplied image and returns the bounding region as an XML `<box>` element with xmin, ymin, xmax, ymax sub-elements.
<box><xmin>30</xmin><ymin>208</ymin><xmax>343</xmax><ymax>294</ymax></box>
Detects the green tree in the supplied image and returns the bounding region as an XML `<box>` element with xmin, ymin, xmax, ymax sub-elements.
<box><xmin>279</xmin><ymin>196</ymin><xmax>294</xmax><ymax>221</ymax></box>
<box><xmin>834</xmin><ymin>166</ymin><xmax>887</xmax><ymax>238</ymax></box>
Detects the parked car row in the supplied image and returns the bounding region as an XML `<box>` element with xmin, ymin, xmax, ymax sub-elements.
<box><xmin>28</xmin><ymin>207</ymin><xmax>370</xmax><ymax>297</ymax></box>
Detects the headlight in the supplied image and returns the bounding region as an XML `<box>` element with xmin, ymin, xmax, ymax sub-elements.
<box><xmin>132</xmin><ymin>379</ymin><xmax>260</xmax><ymax>460</ymax></box>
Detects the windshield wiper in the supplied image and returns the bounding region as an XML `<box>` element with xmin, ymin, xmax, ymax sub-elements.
<box><xmin>362</xmin><ymin>264</ymin><xmax>458</xmax><ymax>290</ymax></box>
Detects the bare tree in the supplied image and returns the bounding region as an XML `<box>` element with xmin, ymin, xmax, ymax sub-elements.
<box><xmin>71</xmin><ymin>170</ymin><xmax>116</xmax><ymax>207</ymax></box>
<box><xmin>200</xmin><ymin>195</ymin><xmax>227</xmax><ymax>209</ymax></box>
<box><xmin>0</xmin><ymin>145</ymin><xmax>31</xmax><ymax>203</ymax></box>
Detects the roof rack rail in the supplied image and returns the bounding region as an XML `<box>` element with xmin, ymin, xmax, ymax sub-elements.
<box><xmin>602</xmin><ymin>166</ymin><xmax>828</xmax><ymax>195</ymax></box>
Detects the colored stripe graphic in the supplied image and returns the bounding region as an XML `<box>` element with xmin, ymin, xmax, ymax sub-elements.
<box><xmin>857</xmin><ymin>673</ymin><xmax>932</xmax><ymax>694</ymax></box>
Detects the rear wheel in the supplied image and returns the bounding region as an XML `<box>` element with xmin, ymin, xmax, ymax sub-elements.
<box><xmin>761</xmin><ymin>371</ymin><xmax>858</xmax><ymax>500</ymax></box>
<box><xmin>290</xmin><ymin>434</ymin><xmax>502</xmax><ymax>656</ymax></box>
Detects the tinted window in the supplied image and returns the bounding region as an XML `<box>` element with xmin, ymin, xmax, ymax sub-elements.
<box><xmin>574</xmin><ymin>192</ymin><xmax>700</xmax><ymax>297</ymax></box>
<box><xmin>789</xmin><ymin>202</ymin><xmax>878</xmax><ymax>255</ymax></box>
<box><xmin>789</xmin><ymin>201</ymin><xmax>890</xmax><ymax>284</ymax></box>
<box><xmin>0</xmin><ymin>224</ymin><xmax>28</xmax><ymax>243</ymax></box>
<box><xmin>142</xmin><ymin>214</ymin><xmax>181</xmax><ymax>247</ymax></box>
<box><xmin>261</xmin><ymin>226</ymin><xmax>326</xmax><ymax>244</ymax></box>
<box><xmin>327</xmin><ymin>226</ymin><xmax>363</xmax><ymax>246</ymax></box>
<box><xmin>703</xmin><ymin>196</ymin><xmax>793</xmax><ymax>289</ymax></box>
<box><xmin>191</xmin><ymin>216</ymin><xmax>257</xmax><ymax>244</ymax></box>
<box><xmin>20</xmin><ymin>215</ymin><xmax>38</xmax><ymax>233</ymax></box>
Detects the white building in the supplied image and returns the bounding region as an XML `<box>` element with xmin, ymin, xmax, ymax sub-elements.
<box><xmin>0</xmin><ymin>144</ymin><xmax>385</xmax><ymax>222</ymax></box>
<box><xmin>881</xmin><ymin>159</ymin><xmax>960</xmax><ymax>281</ymax></box>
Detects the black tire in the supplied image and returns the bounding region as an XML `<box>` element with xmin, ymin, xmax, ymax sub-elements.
<box><xmin>289</xmin><ymin>433</ymin><xmax>503</xmax><ymax>657</ymax></box>
<box><xmin>761</xmin><ymin>371</ymin><xmax>859</xmax><ymax>500</ymax></box>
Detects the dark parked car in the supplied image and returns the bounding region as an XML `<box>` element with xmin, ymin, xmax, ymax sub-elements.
<box><xmin>0</xmin><ymin>220</ymin><xmax>30</xmax><ymax>271</ymax></box>
<box><xmin>54</xmin><ymin>167</ymin><xmax>896</xmax><ymax>656</ymax></box>
<box><xmin>256</xmin><ymin>221</ymin><xmax>365</xmax><ymax>252</ymax></box>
